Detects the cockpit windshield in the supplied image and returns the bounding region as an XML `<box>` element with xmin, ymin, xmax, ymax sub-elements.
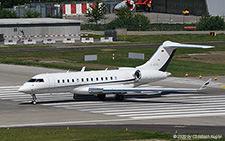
<box><xmin>27</xmin><ymin>79</ymin><xmax>44</xmax><ymax>83</ymax></box>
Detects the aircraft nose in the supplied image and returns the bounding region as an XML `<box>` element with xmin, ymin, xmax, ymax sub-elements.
<box><xmin>18</xmin><ymin>86</ymin><xmax>31</xmax><ymax>94</ymax></box>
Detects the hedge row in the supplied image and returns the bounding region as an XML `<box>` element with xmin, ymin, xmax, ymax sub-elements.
<box><xmin>81</xmin><ymin>23</ymin><xmax>197</xmax><ymax>31</ymax></box>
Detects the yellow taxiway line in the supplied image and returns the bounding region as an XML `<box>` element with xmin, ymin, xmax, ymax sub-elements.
<box><xmin>0</xmin><ymin>73</ymin><xmax>30</xmax><ymax>79</ymax></box>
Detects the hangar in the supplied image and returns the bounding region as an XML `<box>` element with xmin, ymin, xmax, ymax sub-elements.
<box><xmin>152</xmin><ymin>0</ymin><xmax>225</xmax><ymax>16</ymax></box>
<box><xmin>0</xmin><ymin>18</ymin><xmax>82</xmax><ymax>41</ymax></box>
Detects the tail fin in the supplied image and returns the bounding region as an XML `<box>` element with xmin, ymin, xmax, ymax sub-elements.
<box><xmin>137</xmin><ymin>41</ymin><xmax>214</xmax><ymax>71</ymax></box>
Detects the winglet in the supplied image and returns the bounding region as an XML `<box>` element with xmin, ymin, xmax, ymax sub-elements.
<box><xmin>81</xmin><ymin>66</ymin><xmax>86</xmax><ymax>72</ymax></box>
<box><xmin>198</xmin><ymin>78</ymin><xmax>212</xmax><ymax>90</ymax></box>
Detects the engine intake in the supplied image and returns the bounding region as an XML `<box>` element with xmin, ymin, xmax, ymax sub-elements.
<box><xmin>134</xmin><ymin>70</ymin><xmax>141</xmax><ymax>81</ymax></box>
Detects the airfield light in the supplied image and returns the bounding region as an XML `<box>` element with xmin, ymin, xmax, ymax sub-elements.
<box><xmin>199</xmin><ymin>75</ymin><xmax>202</xmax><ymax>79</ymax></box>
<box><xmin>210</xmin><ymin>32</ymin><xmax>216</xmax><ymax>37</ymax></box>
<box><xmin>185</xmin><ymin>73</ymin><xmax>189</xmax><ymax>77</ymax></box>
<box><xmin>214</xmin><ymin>77</ymin><xmax>217</xmax><ymax>81</ymax></box>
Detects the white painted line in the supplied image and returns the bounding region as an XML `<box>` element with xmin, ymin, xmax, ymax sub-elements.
<box><xmin>0</xmin><ymin>118</ymin><xmax>133</xmax><ymax>128</ymax></box>
<box><xmin>113</xmin><ymin>107</ymin><xmax>225</xmax><ymax>116</ymax></box>
<box><xmin>118</xmin><ymin>109</ymin><xmax>225</xmax><ymax>117</ymax></box>
<box><xmin>131</xmin><ymin>112</ymin><xmax>225</xmax><ymax>120</ymax></box>
<box><xmin>0</xmin><ymin>86</ymin><xmax>20</xmax><ymax>89</ymax></box>
<box><xmin>104</xmin><ymin>105</ymin><xmax>225</xmax><ymax>115</ymax></box>
<box><xmin>42</xmin><ymin>101</ymin><xmax>103</xmax><ymax>106</ymax></box>
<box><xmin>83</xmin><ymin>102</ymin><xmax>225</xmax><ymax>113</ymax></box>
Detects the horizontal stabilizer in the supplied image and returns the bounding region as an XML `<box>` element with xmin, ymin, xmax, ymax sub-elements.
<box><xmin>162</xmin><ymin>41</ymin><xmax>214</xmax><ymax>49</ymax></box>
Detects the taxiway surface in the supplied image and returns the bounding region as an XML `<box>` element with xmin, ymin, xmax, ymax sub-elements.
<box><xmin>1</xmin><ymin>63</ymin><xmax>225</xmax><ymax>135</ymax></box>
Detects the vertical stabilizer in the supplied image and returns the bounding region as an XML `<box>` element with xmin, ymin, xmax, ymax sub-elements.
<box><xmin>136</xmin><ymin>41</ymin><xmax>214</xmax><ymax>71</ymax></box>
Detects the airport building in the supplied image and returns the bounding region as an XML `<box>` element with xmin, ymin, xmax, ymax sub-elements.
<box><xmin>152</xmin><ymin>0</ymin><xmax>225</xmax><ymax>16</ymax></box>
<box><xmin>0</xmin><ymin>18</ymin><xmax>82</xmax><ymax>40</ymax></box>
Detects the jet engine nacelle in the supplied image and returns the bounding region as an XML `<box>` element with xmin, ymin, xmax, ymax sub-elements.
<box><xmin>134</xmin><ymin>69</ymin><xmax>171</xmax><ymax>83</ymax></box>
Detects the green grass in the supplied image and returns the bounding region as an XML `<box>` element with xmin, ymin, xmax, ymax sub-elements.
<box><xmin>0</xmin><ymin>128</ymin><xmax>174</xmax><ymax>141</ymax></box>
<box><xmin>0</xmin><ymin>45</ymin><xmax>224</xmax><ymax>76</ymax></box>
<box><xmin>118</xmin><ymin>34</ymin><xmax>225</xmax><ymax>44</ymax></box>
<box><xmin>0</xmin><ymin>34</ymin><xmax>225</xmax><ymax>77</ymax></box>
<box><xmin>0</xmin><ymin>128</ymin><xmax>224</xmax><ymax>141</ymax></box>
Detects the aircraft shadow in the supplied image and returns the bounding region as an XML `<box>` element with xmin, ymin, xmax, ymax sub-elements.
<box><xmin>19</xmin><ymin>92</ymin><xmax>203</xmax><ymax>105</ymax></box>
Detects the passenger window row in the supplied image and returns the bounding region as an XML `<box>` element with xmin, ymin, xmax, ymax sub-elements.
<box><xmin>57</xmin><ymin>76</ymin><xmax>118</xmax><ymax>84</ymax></box>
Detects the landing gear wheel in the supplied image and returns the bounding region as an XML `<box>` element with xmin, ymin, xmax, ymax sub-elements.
<box><xmin>32</xmin><ymin>100</ymin><xmax>37</xmax><ymax>105</ymax></box>
<box><xmin>115</xmin><ymin>94</ymin><xmax>124</xmax><ymax>101</ymax></box>
<box><xmin>97</xmin><ymin>94</ymin><xmax>106</xmax><ymax>100</ymax></box>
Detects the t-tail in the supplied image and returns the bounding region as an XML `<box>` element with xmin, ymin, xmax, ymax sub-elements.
<box><xmin>137</xmin><ymin>41</ymin><xmax>214</xmax><ymax>71</ymax></box>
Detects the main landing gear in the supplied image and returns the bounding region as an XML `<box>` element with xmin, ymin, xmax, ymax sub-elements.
<box><xmin>31</xmin><ymin>94</ymin><xmax>37</xmax><ymax>105</ymax></box>
<box><xmin>73</xmin><ymin>94</ymin><xmax>77</xmax><ymax>100</ymax></box>
<box><xmin>97</xmin><ymin>94</ymin><xmax>106</xmax><ymax>100</ymax></box>
<box><xmin>115</xmin><ymin>94</ymin><xmax>124</xmax><ymax>101</ymax></box>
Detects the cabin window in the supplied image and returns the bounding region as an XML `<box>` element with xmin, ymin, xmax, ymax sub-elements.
<box><xmin>101</xmin><ymin>77</ymin><xmax>104</xmax><ymax>81</ymax></box>
<box><xmin>57</xmin><ymin>80</ymin><xmax>60</xmax><ymax>83</ymax></box>
<box><xmin>81</xmin><ymin>78</ymin><xmax>84</xmax><ymax>82</ymax></box>
<box><xmin>96</xmin><ymin>78</ymin><xmax>98</xmax><ymax>81</ymax></box>
<box><xmin>110</xmin><ymin>77</ymin><xmax>113</xmax><ymax>80</ymax></box>
<box><xmin>91</xmin><ymin>78</ymin><xmax>93</xmax><ymax>81</ymax></box>
<box><xmin>105</xmin><ymin>77</ymin><xmax>108</xmax><ymax>81</ymax></box>
<box><xmin>77</xmin><ymin>78</ymin><xmax>79</xmax><ymax>82</ymax></box>
<box><xmin>115</xmin><ymin>76</ymin><xmax>117</xmax><ymax>80</ymax></box>
<box><xmin>62</xmin><ymin>80</ymin><xmax>65</xmax><ymax>83</ymax></box>
<box><xmin>72</xmin><ymin>79</ymin><xmax>74</xmax><ymax>82</ymax></box>
<box><xmin>67</xmin><ymin>79</ymin><xmax>69</xmax><ymax>83</ymax></box>
<box><xmin>86</xmin><ymin>78</ymin><xmax>89</xmax><ymax>82</ymax></box>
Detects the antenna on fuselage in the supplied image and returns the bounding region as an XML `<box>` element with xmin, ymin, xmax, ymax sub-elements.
<box><xmin>81</xmin><ymin>66</ymin><xmax>86</xmax><ymax>72</ymax></box>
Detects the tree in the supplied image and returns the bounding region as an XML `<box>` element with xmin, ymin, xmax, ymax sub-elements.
<box><xmin>24</xmin><ymin>9</ymin><xmax>41</xmax><ymax>18</ymax></box>
<box><xmin>107</xmin><ymin>7</ymin><xmax>150</xmax><ymax>31</ymax></box>
<box><xmin>0</xmin><ymin>10</ymin><xmax>17</xmax><ymax>18</ymax></box>
<box><xmin>85</xmin><ymin>0</ymin><xmax>107</xmax><ymax>25</ymax></box>
<box><xmin>197</xmin><ymin>14</ymin><xmax>225</xmax><ymax>31</ymax></box>
<box><xmin>0</xmin><ymin>0</ymin><xmax>29</xmax><ymax>8</ymax></box>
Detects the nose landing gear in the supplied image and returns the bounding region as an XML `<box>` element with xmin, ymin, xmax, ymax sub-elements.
<box><xmin>31</xmin><ymin>94</ymin><xmax>37</xmax><ymax>105</ymax></box>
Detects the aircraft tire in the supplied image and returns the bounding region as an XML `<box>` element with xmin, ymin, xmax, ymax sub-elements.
<box><xmin>97</xmin><ymin>94</ymin><xmax>106</xmax><ymax>100</ymax></box>
<box><xmin>115</xmin><ymin>94</ymin><xmax>124</xmax><ymax>101</ymax></box>
<box><xmin>32</xmin><ymin>100</ymin><xmax>37</xmax><ymax>105</ymax></box>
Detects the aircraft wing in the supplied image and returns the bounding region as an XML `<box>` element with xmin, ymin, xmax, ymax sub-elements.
<box><xmin>89</xmin><ymin>79</ymin><xmax>211</xmax><ymax>94</ymax></box>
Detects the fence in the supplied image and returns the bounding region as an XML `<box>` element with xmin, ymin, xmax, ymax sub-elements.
<box><xmin>2</xmin><ymin>1</ymin><xmax>116</xmax><ymax>18</ymax></box>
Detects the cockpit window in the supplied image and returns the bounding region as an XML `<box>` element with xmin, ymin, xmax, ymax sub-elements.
<box><xmin>28</xmin><ymin>79</ymin><xmax>36</xmax><ymax>82</ymax></box>
<box><xmin>27</xmin><ymin>79</ymin><xmax>44</xmax><ymax>83</ymax></box>
<box><xmin>36</xmin><ymin>79</ymin><xmax>44</xmax><ymax>82</ymax></box>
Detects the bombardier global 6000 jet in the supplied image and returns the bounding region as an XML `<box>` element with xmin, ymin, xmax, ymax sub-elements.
<box><xmin>18</xmin><ymin>41</ymin><xmax>213</xmax><ymax>104</ymax></box>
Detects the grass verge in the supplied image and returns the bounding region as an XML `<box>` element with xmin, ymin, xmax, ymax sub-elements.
<box><xmin>0</xmin><ymin>34</ymin><xmax>225</xmax><ymax>77</ymax></box>
<box><xmin>0</xmin><ymin>128</ymin><xmax>223</xmax><ymax>141</ymax></box>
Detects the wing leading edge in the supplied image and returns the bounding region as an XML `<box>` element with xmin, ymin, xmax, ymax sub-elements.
<box><xmin>89</xmin><ymin>79</ymin><xmax>211</xmax><ymax>94</ymax></box>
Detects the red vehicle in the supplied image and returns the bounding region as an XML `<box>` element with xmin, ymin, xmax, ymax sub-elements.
<box><xmin>134</xmin><ymin>0</ymin><xmax>153</xmax><ymax>12</ymax></box>
<box><xmin>114</xmin><ymin>0</ymin><xmax>153</xmax><ymax>12</ymax></box>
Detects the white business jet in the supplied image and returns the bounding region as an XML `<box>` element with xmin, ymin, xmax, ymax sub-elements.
<box><xmin>18</xmin><ymin>41</ymin><xmax>213</xmax><ymax>104</ymax></box>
